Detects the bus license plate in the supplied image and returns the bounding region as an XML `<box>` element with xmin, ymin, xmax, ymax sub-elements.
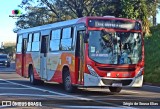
<box><xmin>112</xmin><ymin>83</ymin><xmax>122</xmax><ymax>87</ymax></box>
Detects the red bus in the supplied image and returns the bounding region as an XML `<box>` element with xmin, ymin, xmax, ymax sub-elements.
<box><xmin>16</xmin><ymin>16</ymin><xmax>144</xmax><ymax>93</ymax></box>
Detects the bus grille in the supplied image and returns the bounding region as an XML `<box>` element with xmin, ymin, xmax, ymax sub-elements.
<box><xmin>97</xmin><ymin>67</ymin><xmax>135</xmax><ymax>72</ymax></box>
<box><xmin>102</xmin><ymin>79</ymin><xmax>132</xmax><ymax>86</ymax></box>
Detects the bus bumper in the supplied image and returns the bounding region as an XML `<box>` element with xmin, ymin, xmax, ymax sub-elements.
<box><xmin>84</xmin><ymin>73</ymin><xmax>143</xmax><ymax>87</ymax></box>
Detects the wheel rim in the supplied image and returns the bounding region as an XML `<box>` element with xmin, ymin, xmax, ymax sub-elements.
<box><xmin>65</xmin><ymin>75</ymin><xmax>71</xmax><ymax>90</ymax></box>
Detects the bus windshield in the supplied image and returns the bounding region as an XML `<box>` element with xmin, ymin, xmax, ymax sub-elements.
<box><xmin>88</xmin><ymin>30</ymin><xmax>142</xmax><ymax>64</ymax></box>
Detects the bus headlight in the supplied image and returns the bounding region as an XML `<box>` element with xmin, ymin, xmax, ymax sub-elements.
<box><xmin>135</xmin><ymin>67</ymin><xmax>144</xmax><ymax>78</ymax></box>
<box><xmin>87</xmin><ymin>65</ymin><xmax>99</xmax><ymax>77</ymax></box>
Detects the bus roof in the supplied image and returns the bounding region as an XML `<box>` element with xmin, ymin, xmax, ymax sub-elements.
<box><xmin>17</xmin><ymin>16</ymin><xmax>139</xmax><ymax>34</ymax></box>
<box><xmin>17</xmin><ymin>18</ymin><xmax>81</xmax><ymax>34</ymax></box>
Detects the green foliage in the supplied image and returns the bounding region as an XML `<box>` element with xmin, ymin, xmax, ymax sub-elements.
<box><xmin>14</xmin><ymin>0</ymin><xmax>160</xmax><ymax>35</ymax></box>
<box><xmin>144</xmin><ymin>25</ymin><xmax>160</xmax><ymax>83</ymax></box>
<box><xmin>16</xmin><ymin>6</ymin><xmax>57</xmax><ymax>29</ymax></box>
<box><xmin>0</xmin><ymin>43</ymin><xmax>16</xmax><ymax>59</ymax></box>
<box><xmin>3</xmin><ymin>46</ymin><xmax>16</xmax><ymax>56</ymax></box>
<box><xmin>150</xmin><ymin>24</ymin><xmax>160</xmax><ymax>34</ymax></box>
<box><xmin>120</xmin><ymin>0</ymin><xmax>139</xmax><ymax>19</ymax></box>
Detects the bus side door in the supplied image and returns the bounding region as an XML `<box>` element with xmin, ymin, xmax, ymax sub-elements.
<box><xmin>40</xmin><ymin>35</ymin><xmax>49</xmax><ymax>80</ymax></box>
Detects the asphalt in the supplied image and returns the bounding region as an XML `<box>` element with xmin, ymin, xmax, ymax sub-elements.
<box><xmin>0</xmin><ymin>62</ymin><xmax>159</xmax><ymax>109</ymax></box>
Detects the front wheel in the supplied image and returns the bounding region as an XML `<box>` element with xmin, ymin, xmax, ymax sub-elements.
<box><xmin>109</xmin><ymin>87</ymin><xmax>122</xmax><ymax>93</ymax></box>
<box><xmin>63</xmin><ymin>70</ymin><xmax>76</xmax><ymax>93</ymax></box>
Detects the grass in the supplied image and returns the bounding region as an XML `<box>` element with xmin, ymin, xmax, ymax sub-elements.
<box><xmin>144</xmin><ymin>25</ymin><xmax>160</xmax><ymax>83</ymax></box>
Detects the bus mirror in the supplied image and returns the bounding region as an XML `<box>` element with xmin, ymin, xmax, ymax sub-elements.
<box><xmin>84</xmin><ymin>33</ymin><xmax>89</xmax><ymax>43</ymax></box>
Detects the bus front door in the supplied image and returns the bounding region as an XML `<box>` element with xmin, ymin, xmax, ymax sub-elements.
<box><xmin>77</xmin><ymin>31</ymin><xmax>85</xmax><ymax>84</ymax></box>
<box><xmin>40</xmin><ymin>36</ymin><xmax>49</xmax><ymax>80</ymax></box>
<box><xmin>22</xmin><ymin>38</ymin><xmax>27</xmax><ymax>77</ymax></box>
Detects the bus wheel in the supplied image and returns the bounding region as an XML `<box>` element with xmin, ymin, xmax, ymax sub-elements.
<box><xmin>29</xmin><ymin>67</ymin><xmax>37</xmax><ymax>85</ymax></box>
<box><xmin>63</xmin><ymin>70</ymin><xmax>75</xmax><ymax>93</ymax></box>
<box><xmin>29</xmin><ymin>67</ymin><xmax>44</xmax><ymax>85</ymax></box>
<box><xmin>109</xmin><ymin>87</ymin><xmax>122</xmax><ymax>93</ymax></box>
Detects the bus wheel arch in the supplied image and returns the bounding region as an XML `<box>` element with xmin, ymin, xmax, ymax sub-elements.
<box><xmin>62</xmin><ymin>66</ymin><xmax>76</xmax><ymax>93</ymax></box>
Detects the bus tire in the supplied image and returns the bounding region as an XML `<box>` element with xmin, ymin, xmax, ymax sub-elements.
<box><xmin>29</xmin><ymin>67</ymin><xmax>37</xmax><ymax>85</ymax></box>
<box><xmin>63</xmin><ymin>70</ymin><xmax>75</xmax><ymax>93</ymax></box>
<box><xmin>109</xmin><ymin>87</ymin><xmax>122</xmax><ymax>93</ymax></box>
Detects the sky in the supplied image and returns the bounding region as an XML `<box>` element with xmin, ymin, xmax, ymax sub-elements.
<box><xmin>0</xmin><ymin>0</ymin><xmax>22</xmax><ymax>43</ymax></box>
<box><xmin>0</xmin><ymin>1</ymin><xmax>160</xmax><ymax>43</ymax></box>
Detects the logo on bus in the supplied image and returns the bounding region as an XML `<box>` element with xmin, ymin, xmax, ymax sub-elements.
<box><xmin>116</xmin><ymin>73</ymin><xmax>119</xmax><ymax>77</ymax></box>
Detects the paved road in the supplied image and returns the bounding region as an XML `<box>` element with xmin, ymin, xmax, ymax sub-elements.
<box><xmin>0</xmin><ymin>63</ymin><xmax>159</xmax><ymax>109</ymax></box>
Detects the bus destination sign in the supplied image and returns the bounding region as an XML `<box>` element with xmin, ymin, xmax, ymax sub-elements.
<box><xmin>88</xmin><ymin>19</ymin><xmax>141</xmax><ymax>30</ymax></box>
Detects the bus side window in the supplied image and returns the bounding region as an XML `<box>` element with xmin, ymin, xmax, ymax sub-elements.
<box><xmin>27</xmin><ymin>34</ymin><xmax>32</xmax><ymax>52</ymax></box>
<box><xmin>61</xmin><ymin>27</ymin><xmax>73</xmax><ymax>51</ymax></box>
<box><xmin>16</xmin><ymin>35</ymin><xmax>22</xmax><ymax>53</ymax></box>
<box><xmin>32</xmin><ymin>32</ymin><xmax>40</xmax><ymax>52</ymax></box>
<box><xmin>50</xmin><ymin>29</ymin><xmax>61</xmax><ymax>51</ymax></box>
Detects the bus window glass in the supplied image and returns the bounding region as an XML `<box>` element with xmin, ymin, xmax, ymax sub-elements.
<box><xmin>72</xmin><ymin>27</ymin><xmax>76</xmax><ymax>50</ymax></box>
<box><xmin>16</xmin><ymin>43</ymin><xmax>22</xmax><ymax>52</ymax></box>
<box><xmin>88</xmin><ymin>30</ymin><xmax>142</xmax><ymax>64</ymax></box>
<box><xmin>62</xmin><ymin>28</ymin><xmax>71</xmax><ymax>38</ymax></box>
<box><xmin>61</xmin><ymin>39</ymin><xmax>72</xmax><ymax>50</ymax></box>
<box><xmin>32</xmin><ymin>42</ymin><xmax>39</xmax><ymax>51</ymax></box>
<box><xmin>27</xmin><ymin>34</ymin><xmax>32</xmax><ymax>52</ymax></box>
<box><xmin>61</xmin><ymin>27</ymin><xmax>72</xmax><ymax>50</ymax></box>
<box><xmin>31</xmin><ymin>33</ymin><xmax>40</xmax><ymax>51</ymax></box>
<box><xmin>27</xmin><ymin>43</ymin><xmax>31</xmax><ymax>51</ymax></box>
<box><xmin>33</xmin><ymin>33</ymin><xmax>40</xmax><ymax>41</ymax></box>
<box><xmin>28</xmin><ymin>34</ymin><xmax>32</xmax><ymax>42</ymax></box>
<box><xmin>18</xmin><ymin>35</ymin><xmax>22</xmax><ymax>43</ymax></box>
<box><xmin>50</xmin><ymin>29</ymin><xmax>61</xmax><ymax>51</ymax></box>
<box><xmin>51</xmin><ymin>29</ymin><xmax>61</xmax><ymax>39</ymax></box>
<box><xmin>50</xmin><ymin>40</ymin><xmax>60</xmax><ymax>51</ymax></box>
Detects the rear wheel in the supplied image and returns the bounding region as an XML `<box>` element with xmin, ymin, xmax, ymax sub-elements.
<box><xmin>29</xmin><ymin>67</ymin><xmax>44</xmax><ymax>85</ymax></box>
<box><xmin>109</xmin><ymin>87</ymin><xmax>122</xmax><ymax>93</ymax></box>
<box><xmin>63</xmin><ymin>70</ymin><xmax>76</xmax><ymax>93</ymax></box>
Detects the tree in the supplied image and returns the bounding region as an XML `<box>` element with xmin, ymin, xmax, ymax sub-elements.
<box><xmin>0</xmin><ymin>42</ymin><xmax>16</xmax><ymax>59</ymax></box>
<box><xmin>41</xmin><ymin>0</ymin><xmax>106</xmax><ymax>18</ymax></box>
<box><xmin>15</xmin><ymin>0</ymin><xmax>58</xmax><ymax>30</ymax></box>
<box><xmin>15</xmin><ymin>0</ymin><xmax>160</xmax><ymax>35</ymax></box>
<box><xmin>16</xmin><ymin>6</ymin><xmax>56</xmax><ymax>29</ymax></box>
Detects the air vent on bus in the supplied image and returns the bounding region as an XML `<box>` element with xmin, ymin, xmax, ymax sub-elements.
<box><xmin>102</xmin><ymin>79</ymin><xmax>132</xmax><ymax>86</ymax></box>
